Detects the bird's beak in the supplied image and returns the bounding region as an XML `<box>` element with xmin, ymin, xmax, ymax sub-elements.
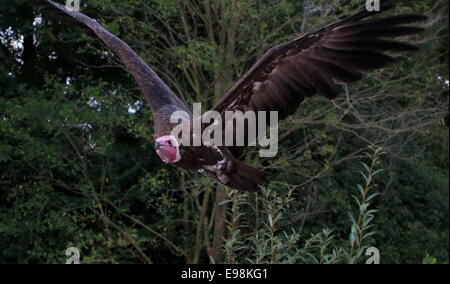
<box><xmin>155</xmin><ymin>141</ymin><xmax>162</xmax><ymax>150</ymax></box>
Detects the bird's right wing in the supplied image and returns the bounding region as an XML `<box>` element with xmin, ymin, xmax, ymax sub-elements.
<box><xmin>34</xmin><ymin>0</ymin><xmax>190</xmax><ymax>114</ymax></box>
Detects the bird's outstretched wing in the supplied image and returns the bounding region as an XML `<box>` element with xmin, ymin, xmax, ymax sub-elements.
<box><xmin>34</xmin><ymin>0</ymin><xmax>190</xmax><ymax>114</ymax></box>
<box><xmin>211</xmin><ymin>4</ymin><xmax>427</xmax><ymax>120</ymax></box>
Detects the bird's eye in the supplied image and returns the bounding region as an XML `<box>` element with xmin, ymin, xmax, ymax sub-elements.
<box><xmin>168</xmin><ymin>140</ymin><xmax>172</xmax><ymax>146</ymax></box>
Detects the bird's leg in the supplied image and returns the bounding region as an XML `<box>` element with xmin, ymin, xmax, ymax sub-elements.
<box><xmin>201</xmin><ymin>143</ymin><xmax>230</xmax><ymax>184</ymax></box>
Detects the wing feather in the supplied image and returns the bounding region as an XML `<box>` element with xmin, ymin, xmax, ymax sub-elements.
<box><xmin>211</xmin><ymin>4</ymin><xmax>427</xmax><ymax>120</ymax></box>
<box><xmin>35</xmin><ymin>0</ymin><xmax>190</xmax><ymax>115</ymax></box>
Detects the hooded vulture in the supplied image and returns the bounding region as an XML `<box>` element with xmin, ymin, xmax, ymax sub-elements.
<box><xmin>34</xmin><ymin>0</ymin><xmax>427</xmax><ymax>191</ymax></box>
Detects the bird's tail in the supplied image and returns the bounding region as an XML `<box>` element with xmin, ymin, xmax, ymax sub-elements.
<box><xmin>226</xmin><ymin>161</ymin><xmax>268</xmax><ymax>192</ymax></box>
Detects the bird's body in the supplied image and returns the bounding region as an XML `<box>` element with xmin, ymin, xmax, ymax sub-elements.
<box><xmin>35</xmin><ymin>0</ymin><xmax>427</xmax><ymax>191</ymax></box>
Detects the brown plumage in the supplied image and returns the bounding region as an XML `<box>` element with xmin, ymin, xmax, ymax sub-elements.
<box><xmin>35</xmin><ymin>0</ymin><xmax>426</xmax><ymax>191</ymax></box>
<box><xmin>212</xmin><ymin>7</ymin><xmax>426</xmax><ymax>121</ymax></box>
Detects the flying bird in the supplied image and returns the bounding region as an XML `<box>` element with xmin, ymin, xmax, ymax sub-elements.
<box><xmin>34</xmin><ymin>0</ymin><xmax>427</xmax><ymax>191</ymax></box>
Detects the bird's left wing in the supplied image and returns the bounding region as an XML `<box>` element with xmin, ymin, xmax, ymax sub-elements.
<box><xmin>210</xmin><ymin>5</ymin><xmax>427</xmax><ymax>121</ymax></box>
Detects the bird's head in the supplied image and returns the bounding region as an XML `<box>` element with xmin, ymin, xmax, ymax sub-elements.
<box><xmin>155</xmin><ymin>135</ymin><xmax>181</xmax><ymax>164</ymax></box>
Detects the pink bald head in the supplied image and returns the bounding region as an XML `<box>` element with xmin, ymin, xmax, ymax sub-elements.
<box><xmin>155</xmin><ymin>135</ymin><xmax>181</xmax><ymax>164</ymax></box>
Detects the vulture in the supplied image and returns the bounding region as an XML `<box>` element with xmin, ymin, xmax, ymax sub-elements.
<box><xmin>34</xmin><ymin>0</ymin><xmax>427</xmax><ymax>191</ymax></box>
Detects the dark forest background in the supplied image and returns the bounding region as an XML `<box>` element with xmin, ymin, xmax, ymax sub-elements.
<box><xmin>0</xmin><ymin>0</ymin><xmax>448</xmax><ymax>264</ymax></box>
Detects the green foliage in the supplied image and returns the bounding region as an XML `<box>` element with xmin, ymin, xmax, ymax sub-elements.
<box><xmin>422</xmin><ymin>255</ymin><xmax>438</xmax><ymax>264</ymax></box>
<box><xmin>222</xmin><ymin>146</ymin><xmax>386</xmax><ymax>264</ymax></box>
